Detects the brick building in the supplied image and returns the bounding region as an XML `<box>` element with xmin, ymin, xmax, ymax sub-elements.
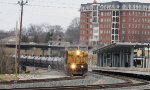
<box><xmin>79</xmin><ymin>0</ymin><xmax>150</xmax><ymax>45</ymax></box>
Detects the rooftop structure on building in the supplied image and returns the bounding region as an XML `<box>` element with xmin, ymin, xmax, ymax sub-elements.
<box><xmin>79</xmin><ymin>1</ymin><xmax>150</xmax><ymax>46</ymax></box>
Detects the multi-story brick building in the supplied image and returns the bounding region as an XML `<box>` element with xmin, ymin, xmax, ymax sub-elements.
<box><xmin>80</xmin><ymin>0</ymin><xmax>150</xmax><ymax>45</ymax></box>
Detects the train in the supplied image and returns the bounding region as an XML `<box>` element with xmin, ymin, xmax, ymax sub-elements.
<box><xmin>65</xmin><ymin>46</ymin><xmax>88</xmax><ymax>75</ymax></box>
<box><xmin>12</xmin><ymin>45</ymin><xmax>88</xmax><ymax>76</ymax></box>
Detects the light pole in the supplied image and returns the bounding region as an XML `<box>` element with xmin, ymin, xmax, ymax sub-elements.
<box><xmin>17</xmin><ymin>0</ymin><xmax>28</xmax><ymax>73</ymax></box>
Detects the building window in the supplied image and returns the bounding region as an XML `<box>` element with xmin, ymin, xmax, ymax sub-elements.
<box><xmin>104</xmin><ymin>18</ymin><xmax>106</xmax><ymax>22</ymax></box>
<box><xmin>101</xmin><ymin>18</ymin><xmax>103</xmax><ymax>22</ymax></box>
<box><xmin>115</xmin><ymin>35</ymin><xmax>118</xmax><ymax>40</ymax></box>
<box><xmin>142</xmin><ymin>24</ymin><xmax>144</xmax><ymax>28</ymax></box>
<box><xmin>137</xmin><ymin>24</ymin><xmax>140</xmax><ymax>28</ymax></box>
<box><xmin>128</xmin><ymin>30</ymin><xmax>130</xmax><ymax>34</ymax></box>
<box><xmin>122</xmin><ymin>18</ymin><xmax>126</xmax><ymax>22</ymax></box>
<box><xmin>112</xmin><ymin>35</ymin><xmax>114</xmax><ymax>40</ymax></box>
<box><xmin>107</xmin><ymin>12</ymin><xmax>110</xmax><ymax>16</ymax></box>
<box><xmin>107</xmin><ymin>18</ymin><xmax>109</xmax><ymax>22</ymax></box>
<box><xmin>93</xmin><ymin>11</ymin><xmax>97</xmax><ymax>16</ymax></box>
<box><xmin>132</xmin><ymin>18</ymin><xmax>134</xmax><ymax>22</ymax></box>
<box><xmin>116</xmin><ymin>23</ymin><xmax>119</xmax><ymax>28</ymax></box>
<box><xmin>93</xmin><ymin>23</ymin><xmax>98</xmax><ymax>27</ymax></box>
<box><xmin>94</xmin><ymin>30</ymin><xmax>99</xmax><ymax>33</ymax></box>
<box><xmin>93</xmin><ymin>5</ymin><xmax>97</xmax><ymax>10</ymax></box>
<box><xmin>129</xmin><ymin>24</ymin><xmax>131</xmax><ymax>28</ymax></box>
<box><xmin>115</xmin><ymin>29</ymin><xmax>118</xmax><ymax>34</ymax></box>
<box><xmin>145</xmin><ymin>18</ymin><xmax>147</xmax><ymax>22</ymax></box>
<box><xmin>116</xmin><ymin>11</ymin><xmax>119</xmax><ymax>16</ymax></box>
<box><xmin>90</xmin><ymin>25</ymin><xmax>92</xmax><ymax>28</ymax></box>
<box><xmin>93</xmin><ymin>17</ymin><xmax>97</xmax><ymax>22</ymax></box>
<box><xmin>132</xmin><ymin>24</ymin><xmax>134</xmax><ymax>28</ymax></box>
<box><xmin>145</xmin><ymin>12</ymin><xmax>147</xmax><ymax>16</ymax></box>
<box><xmin>122</xmin><ymin>30</ymin><xmax>125</xmax><ymax>34</ymax></box>
<box><xmin>100</xmin><ymin>30</ymin><xmax>103</xmax><ymax>34</ymax></box>
<box><xmin>94</xmin><ymin>36</ymin><xmax>98</xmax><ymax>39</ymax></box>
<box><xmin>112</xmin><ymin>23</ymin><xmax>115</xmax><ymax>28</ymax></box>
<box><xmin>138</xmin><ymin>12</ymin><xmax>140</xmax><ymax>16</ymax></box>
<box><xmin>113</xmin><ymin>17</ymin><xmax>115</xmax><ymax>22</ymax></box>
<box><xmin>138</xmin><ymin>18</ymin><xmax>140</xmax><ymax>22</ymax></box>
<box><xmin>112</xmin><ymin>29</ymin><xmax>114</xmax><ymax>34</ymax></box>
<box><xmin>113</xmin><ymin>11</ymin><xmax>115</xmax><ymax>16</ymax></box>
<box><xmin>135</xmin><ymin>12</ymin><xmax>137</xmax><ymax>16</ymax></box>
<box><xmin>101</xmin><ymin>12</ymin><xmax>104</xmax><ymax>16</ymax></box>
<box><xmin>142</xmin><ymin>18</ymin><xmax>145</xmax><ymax>22</ymax></box>
<box><xmin>132</xmin><ymin>30</ymin><xmax>134</xmax><ymax>34</ymax></box>
<box><xmin>116</xmin><ymin>17</ymin><xmax>119</xmax><ymax>22</ymax></box>
<box><xmin>129</xmin><ymin>12</ymin><xmax>131</xmax><ymax>16</ymax></box>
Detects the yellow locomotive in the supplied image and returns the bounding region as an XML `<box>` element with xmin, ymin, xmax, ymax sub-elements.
<box><xmin>65</xmin><ymin>46</ymin><xmax>88</xmax><ymax>76</ymax></box>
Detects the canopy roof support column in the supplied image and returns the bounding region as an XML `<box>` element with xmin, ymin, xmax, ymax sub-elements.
<box><xmin>130</xmin><ymin>47</ymin><xmax>134</xmax><ymax>67</ymax></box>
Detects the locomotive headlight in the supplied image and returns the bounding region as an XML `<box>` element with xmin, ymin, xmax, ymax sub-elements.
<box><xmin>71</xmin><ymin>64</ymin><xmax>76</xmax><ymax>69</ymax></box>
<box><xmin>76</xmin><ymin>50</ymin><xmax>80</xmax><ymax>55</ymax></box>
<box><xmin>81</xmin><ymin>65</ymin><xmax>84</xmax><ymax>68</ymax></box>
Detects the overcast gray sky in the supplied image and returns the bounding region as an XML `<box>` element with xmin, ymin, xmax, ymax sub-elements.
<box><xmin>0</xmin><ymin>0</ymin><xmax>150</xmax><ymax>31</ymax></box>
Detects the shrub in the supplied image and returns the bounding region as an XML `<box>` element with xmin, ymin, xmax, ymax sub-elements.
<box><xmin>0</xmin><ymin>45</ymin><xmax>15</xmax><ymax>74</ymax></box>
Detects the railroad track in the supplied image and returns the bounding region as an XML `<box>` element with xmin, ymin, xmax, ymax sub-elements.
<box><xmin>0</xmin><ymin>71</ymin><xmax>149</xmax><ymax>90</ymax></box>
<box><xmin>0</xmin><ymin>76</ymin><xmax>84</xmax><ymax>85</ymax></box>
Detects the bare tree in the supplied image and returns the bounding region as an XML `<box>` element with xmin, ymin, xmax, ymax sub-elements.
<box><xmin>23</xmin><ymin>24</ymin><xmax>65</xmax><ymax>43</ymax></box>
<box><xmin>65</xmin><ymin>17</ymin><xmax>80</xmax><ymax>44</ymax></box>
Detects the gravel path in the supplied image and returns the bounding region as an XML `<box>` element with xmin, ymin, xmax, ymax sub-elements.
<box><xmin>98</xmin><ymin>82</ymin><xmax>150</xmax><ymax>90</ymax></box>
<box><xmin>0</xmin><ymin>72</ymin><xmax>125</xmax><ymax>89</ymax></box>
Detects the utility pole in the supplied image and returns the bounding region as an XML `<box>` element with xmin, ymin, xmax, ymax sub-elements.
<box><xmin>17</xmin><ymin>0</ymin><xmax>28</xmax><ymax>73</ymax></box>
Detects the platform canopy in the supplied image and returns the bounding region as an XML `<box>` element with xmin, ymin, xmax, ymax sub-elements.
<box><xmin>94</xmin><ymin>42</ymin><xmax>150</xmax><ymax>54</ymax></box>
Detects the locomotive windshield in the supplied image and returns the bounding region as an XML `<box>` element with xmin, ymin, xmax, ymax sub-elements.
<box><xmin>67</xmin><ymin>46</ymin><xmax>88</xmax><ymax>51</ymax></box>
<box><xmin>79</xmin><ymin>47</ymin><xmax>88</xmax><ymax>51</ymax></box>
<box><xmin>68</xmin><ymin>46</ymin><xmax>78</xmax><ymax>50</ymax></box>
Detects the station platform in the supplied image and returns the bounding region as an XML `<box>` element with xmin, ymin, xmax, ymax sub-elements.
<box><xmin>92</xmin><ymin>67</ymin><xmax>150</xmax><ymax>80</ymax></box>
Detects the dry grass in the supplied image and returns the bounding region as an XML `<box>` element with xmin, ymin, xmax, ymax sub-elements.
<box><xmin>0</xmin><ymin>74</ymin><xmax>19</xmax><ymax>81</ymax></box>
<box><xmin>0</xmin><ymin>46</ymin><xmax>15</xmax><ymax>74</ymax></box>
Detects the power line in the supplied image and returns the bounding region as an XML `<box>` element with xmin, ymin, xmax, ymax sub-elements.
<box><xmin>0</xmin><ymin>1</ymin><xmax>17</xmax><ymax>5</ymax></box>
<box><xmin>0</xmin><ymin>1</ymin><xmax>79</xmax><ymax>9</ymax></box>
<box><xmin>26</xmin><ymin>4</ymin><xmax>78</xmax><ymax>9</ymax></box>
<box><xmin>29</xmin><ymin>0</ymin><xmax>80</xmax><ymax>6</ymax></box>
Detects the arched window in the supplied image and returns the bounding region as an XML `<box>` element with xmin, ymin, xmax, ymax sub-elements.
<box><xmin>112</xmin><ymin>23</ymin><xmax>115</xmax><ymax>28</ymax></box>
<box><xmin>113</xmin><ymin>11</ymin><xmax>115</xmax><ymax>16</ymax></box>
<box><xmin>113</xmin><ymin>17</ymin><xmax>115</xmax><ymax>22</ymax></box>
<box><xmin>112</xmin><ymin>29</ymin><xmax>114</xmax><ymax>34</ymax></box>
<box><xmin>112</xmin><ymin>35</ymin><xmax>114</xmax><ymax>40</ymax></box>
